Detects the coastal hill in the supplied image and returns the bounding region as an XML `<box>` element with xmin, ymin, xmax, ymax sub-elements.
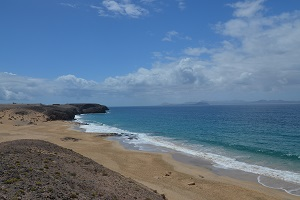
<box><xmin>0</xmin><ymin>139</ymin><xmax>165</xmax><ymax>200</ymax></box>
<box><xmin>0</xmin><ymin>103</ymin><xmax>108</xmax><ymax>123</ymax></box>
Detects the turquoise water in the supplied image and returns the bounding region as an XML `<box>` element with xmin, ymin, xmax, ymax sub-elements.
<box><xmin>75</xmin><ymin>104</ymin><xmax>300</xmax><ymax>196</ymax></box>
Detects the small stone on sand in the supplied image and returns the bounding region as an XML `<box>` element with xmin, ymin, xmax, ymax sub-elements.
<box><xmin>188</xmin><ymin>182</ymin><xmax>196</xmax><ymax>186</ymax></box>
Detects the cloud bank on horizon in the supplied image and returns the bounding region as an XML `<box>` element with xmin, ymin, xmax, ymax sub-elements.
<box><xmin>1</xmin><ymin>0</ymin><xmax>300</xmax><ymax>106</ymax></box>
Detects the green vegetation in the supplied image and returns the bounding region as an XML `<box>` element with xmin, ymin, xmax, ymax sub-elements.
<box><xmin>70</xmin><ymin>193</ymin><xmax>78</xmax><ymax>198</ymax></box>
<box><xmin>35</xmin><ymin>181</ymin><xmax>42</xmax><ymax>186</ymax></box>
<box><xmin>4</xmin><ymin>178</ymin><xmax>20</xmax><ymax>184</ymax></box>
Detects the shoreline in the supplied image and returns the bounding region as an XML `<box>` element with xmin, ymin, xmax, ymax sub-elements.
<box><xmin>73</xmin><ymin>118</ymin><xmax>300</xmax><ymax>199</ymax></box>
<box><xmin>74</xmin><ymin>111</ymin><xmax>300</xmax><ymax>190</ymax></box>
<box><xmin>75</xmin><ymin>117</ymin><xmax>300</xmax><ymax>198</ymax></box>
<box><xmin>0</xmin><ymin>115</ymin><xmax>298</xmax><ymax>199</ymax></box>
<box><xmin>110</xmin><ymin>132</ymin><xmax>300</xmax><ymax>198</ymax></box>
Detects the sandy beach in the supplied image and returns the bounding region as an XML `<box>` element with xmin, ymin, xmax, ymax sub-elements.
<box><xmin>0</xmin><ymin>108</ymin><xmax>298</xmax><ymax>200</ymax></box>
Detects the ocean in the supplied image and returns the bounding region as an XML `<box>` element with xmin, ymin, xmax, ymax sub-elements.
<box><xmin>75</xmin><ymin>104</ymin><xmax>300</xmax><ymax>196</ymax></box>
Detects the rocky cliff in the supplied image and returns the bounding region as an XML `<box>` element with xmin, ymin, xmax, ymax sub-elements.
<box><xmin>0</xmin><ymin>103</ymin><xmax>109</xmax><ymax>121</ymax></box>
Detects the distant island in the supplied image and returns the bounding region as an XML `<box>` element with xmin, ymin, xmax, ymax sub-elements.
<box><xmin>161</xmin><ymin>101</ymin><xmax>210</xmax><ymax>106</ymax></box>
<box><xmin>161</xmin><ymin>100</ymin><xmax>300</xmax><ymax>106</ymax></box>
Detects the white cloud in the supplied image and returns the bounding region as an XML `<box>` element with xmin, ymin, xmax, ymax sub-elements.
<box><xmin>103</xmin><ymin>58</ymin><xmax>211</xmax><ymax>98</ymax></box>
<box><xmin>0</xmin><ymin>87</ymin><xmax>29</xmax><ymax>101</ymax></box>
<box><xmin>90</xmin><ymin>0</ymin><xmax>187</xmax><ymax>18</ymax></box>
<box><xmin>3</xmin><ymin>72</ymin><xmax>16</xmax><ymax>76</ymax></box>
<box><xmin>229</xmin><ymin>0</ymin><xmax>265</xmax><ymax>18</ymax></box>
<box><xmin>56</xmin><ymin>75</ymin><xmax>97</xmax><ymax>88</ymax></box>
<box><xmin>0</xmin><ymin>73</ymin><xmax>45</xmax><ymax>101</ymax></box>
<box><xmin>102</xmin><ymin>0</ymin><xmax>300</xmax><ymax>103</ymax></box>
<box><xmin>162</xmin><ymin>31</ymin><xmax>178</xmax><ymax>42</ymax></box>
<box><xmin>2</xmin><ymin>0</ymin><xmax>300</xmax><ymax>105</ymax></box>
<box><xmin>60</xmin><ymin>3</ymin><xmax>77</xmax><ymax>8</ymax></box>
<box><xmin>162</xmin><ymin>30</ymin><xmax>191</xmax><ymax>42</ymax></box>
<box><xmin>177</xmin><ymin>0</ymin><xmax>186</xmax><ymax>10</ymax></box>
<box><xmin>91</xmin><ymin>0</ymin><xmax>149</xmax><ymax>18</ymax></box>
<box><xmin>0</xmin><ymin>73</ymin><xmax>102</xmax><ymax>103</ymax></box>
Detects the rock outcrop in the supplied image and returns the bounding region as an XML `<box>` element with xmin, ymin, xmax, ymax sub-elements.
<box><xmin>0</xmin><ymin>103</ymin><xmax>109</xmax><ymax>121</ymax></box>
<box><xmin>68</xmin><ymin>103</ymin><xmax>109</xmax><ymax>114</ymax></box>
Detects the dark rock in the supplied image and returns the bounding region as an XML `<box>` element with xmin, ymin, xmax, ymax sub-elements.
<box><xmin>0</xmin><ymin>103</ymin><xmax>109</xmax><ymax>121</ymax></box>
<box><xmin>61</xmin><ymin>137</ymin><xmax>81</xmax><ymax>142</ymax></box>
<box><xmin>68</xmin><ymin>103</ymin><xmax>109</xmax><ymax>114</ymax></box>
<box><xmin>95</xmin><ymin>133</ymin><xmax>121</xmax><ymax>137</ymax></box>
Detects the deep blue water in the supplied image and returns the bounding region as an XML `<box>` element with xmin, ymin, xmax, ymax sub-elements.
<box><xmin>75</xmin><ymin>104</ymin><xmax>300</xmax><ymax>196</ymax></box>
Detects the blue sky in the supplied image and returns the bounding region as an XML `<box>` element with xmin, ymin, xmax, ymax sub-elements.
<box><xmin>1</xmin><ymin>0</ymin><xmax>300</xmax><ymax>106</ymax></box>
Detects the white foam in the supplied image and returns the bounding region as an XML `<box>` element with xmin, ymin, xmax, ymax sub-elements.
<box><xmin>76</xmin><ymin>118</ymin><xmax>300</xmax><ymax>186</ymax></box>
<box><xmin>125</xmin><ymin>134</ymin><xmax>300</xmax><ymax>185</ymax></box>
<box><xmin>80</xmin><ymin>123</ymin><xmax>131</xmax><ymax>134</ymax></box>
<box><xmin>74</xmin><ymin>115</ymin><xmax>82</xmax><ymax>120</ymax></box>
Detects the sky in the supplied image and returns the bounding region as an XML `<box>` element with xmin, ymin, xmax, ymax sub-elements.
<box><xmin>1</xmin><ymin>0</ymin><xmax>300</xmax><ymax>106</ymax></box>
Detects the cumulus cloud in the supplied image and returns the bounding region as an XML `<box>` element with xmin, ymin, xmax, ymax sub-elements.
<box><xmin>104</xmin><ymin>58</ymin><xmax>208</xmax><ymax>88</ymax></box>
<box><xmin>56</xmin><ymin>75</ymin><xmax>97</xmax><ymax>88</ymax></box>
<box><xmin>103</xmin><ymin>0</ymin><xmax>300</xmax><ymax>103</ymax></box>
<box><xmin>0</xmin><ymin>73</ymin><xmax>103</xmax><ymax>103</ymax></box>
<box><xmin>229</xmin><ymin>0</ymin><xmax>265</xmax><ymax>18</ymax></box>
<box><xmin>91</xmin><ymin>0</ymin><xmax>149</xmax><ymax>18</ymax></box>
<box><xmin>0</xmin><ymin>88</ymin><xmax>28</xmax><ymax>101</ymax></box>
<box><xmin>0</xmin><ymin>73</ymin><xmax>45</xmax><ymax>101</ymax></box>
<box><xmin>1</xmin><ymin>0</ymin><xmax>300</xmax><ymax>105</ymax></box>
